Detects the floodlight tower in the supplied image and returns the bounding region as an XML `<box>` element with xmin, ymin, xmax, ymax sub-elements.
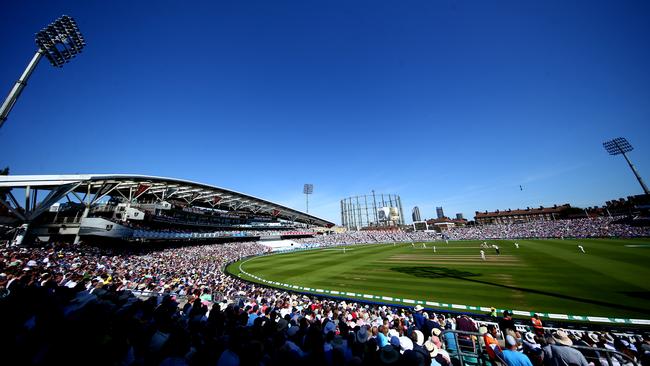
<box><xmin>603</xmin><ymin>137</ymin><xmax>649</xmax><ymax>195</ymax></box>
<box><xmin>0</xmin><ymin>15</ymin><xmax>86</xmax><ymax>129</ymax></box>
<box><xmin>303</xmin><ymin>184</ymin><xmax>313</xmax><ymax>213</ymax></box>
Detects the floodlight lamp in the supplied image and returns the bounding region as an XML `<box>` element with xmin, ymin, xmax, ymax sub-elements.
<box><xmin>35</xmin><ymin>15</ymin><xmax>85</xmax><ymax>67</ymax></box>
<box><xmin>303</xmin><ymin>184</ymin><xmax>314</xmax><ymax>195</ymax></box>
<box><xmin>0</xmin><ymin>14</ymin><xmax>86</xmax><ymax>129</ymax></box>
<box><xmin>603</xmin><ymin>137</ymin><xmax>633</xmax><ymax>156</ymax></box>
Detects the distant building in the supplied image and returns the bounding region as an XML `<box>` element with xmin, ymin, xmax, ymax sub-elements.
<box><xmin>436</xmin><ymin>206</ymin><xmax>444</xmax><ymax>219</ymax></box>
<box><xmin>474</xmin><ymin>204</ymin><xmax>571</xmax><ymax>225</ymax></box>
<box><xmin>426</xmin><ymin>216</ymin><xmax>468</xmax><ymax>230</ymax></box>
<box><xmin>412</xmin><ymin>206</ymin><xmax>421</xmax><ymax>222</ymax></box>
<box><xmin>456</xmin><ymin>213</ymin><xmax>464</xmax><ymax>220</ymax></box>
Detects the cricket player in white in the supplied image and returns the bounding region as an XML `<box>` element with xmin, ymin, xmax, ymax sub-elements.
<box><xmin>480</xmin><ymin>250</ymin><xmax>486</xmax><ymax>261</ymax></box>
<box><xmin>514</xmin><ymin>243</ymin><xmax>519</xmax><ymax>249</ymax></box>
<box><xmin>578</xmin><ymin>245</ymin><xmax>585</xmax><ymax>253</ymax></box>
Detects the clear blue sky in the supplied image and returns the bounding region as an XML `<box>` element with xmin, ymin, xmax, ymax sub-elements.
<box><xmin>1</xmin><ymin>1</ymin><xmax>649</xmax><ymax>224</ymax></box>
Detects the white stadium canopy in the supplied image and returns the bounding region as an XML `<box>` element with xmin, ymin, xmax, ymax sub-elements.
<box><xmin>0</xmin><ymin>174</ymin><xmax>334</xmax><ymax>227</ymax></box>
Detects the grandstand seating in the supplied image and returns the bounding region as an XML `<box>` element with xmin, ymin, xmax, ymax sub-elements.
<box><xmin>1</xmin><ymin>217</ymin><xmax>649</xmax><ymax>365</ymax></box>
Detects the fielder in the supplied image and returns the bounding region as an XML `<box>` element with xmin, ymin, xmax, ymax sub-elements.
<box><xmin>423</xmin><ymin>243</ymin><xmax>427</xmax><ymax>249</ymax></box>
<box><xmin>578</xmin><ymin>245</ymin><xmax>585</xmax><ymax>253</ymax></box>
<box><xmin>514</xmin><ymin>243</ymin><xmax>519</xmax><ymax>249</ymax></box>
<box><xmin>480</xmin><ymin>250</ymin><xmax>486</xmax><ymax>261</ymax></box>
<box><xmin>433</xmin><ymin>246</ymin><xmax>436</xmax><ymax>253</ymax></box>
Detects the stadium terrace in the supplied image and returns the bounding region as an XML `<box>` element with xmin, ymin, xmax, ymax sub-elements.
<box><xmin>0</xmin><ymin>174</ymin><xmax>334</xmax><ymax>246</ymax></box>
<box><xmin>1</xmin><ymin>175</ymin><xmax>650</xmax><ymax>366</ymax></box>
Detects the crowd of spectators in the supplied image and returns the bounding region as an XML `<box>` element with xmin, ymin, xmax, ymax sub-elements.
<box><xmin>291</xmin><ymin>218</ymin><xmax>649</xmax><ymax>248</ymax></box>
<box><xmin>447</xmin><ymin>217</ymin><xmax>650</xmax><ymax>240</ymax></box>
<box><xmin>294</xmin><ymin>231</ymin><xmax>440</xmax><ymax>247</ymax></box>
<box><xmin>1</xmin><ymin>238</ymin><xmax>648</xmax><ymax>366</ymax></box>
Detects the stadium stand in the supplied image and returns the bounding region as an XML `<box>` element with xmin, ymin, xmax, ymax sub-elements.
<box><xmin>447</xmin><ymin>217</ymin><xmax>650</xmax><ymax>240</ymax></box>
<box><xmin>1</xmin><ymin>238</ymin><xmax>648</xmax><ymax>366</ymax></box>
<box><xmin>292</xmin><ymin>218</ymin><xmax>650</xmax><ymax>247</ymax></box>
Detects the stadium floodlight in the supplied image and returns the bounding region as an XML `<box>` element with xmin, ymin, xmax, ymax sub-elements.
<box><xmin>303</xmin><ymin>184</ymin><xmax>313</xmax><ymax>213</ymax></box>
<box><xmin>0</xmin><ymin>15</ymin><xmax>85</xmax><ymax>129</ymax></box>
<box><xmin>602</xmin><ymin>137</ymin><xmax>649</xmax><ymax>195</ymax></box>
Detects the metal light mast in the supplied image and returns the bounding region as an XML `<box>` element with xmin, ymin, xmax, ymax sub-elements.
<box><xmin>603</xmin><ymin>137</ymin><xmax>649</xmax><ymax>195</ymax></box>
<box><xmin>303</xmin><ymin>184</ymin><xmax>313</xmax><ymax>213</ymax></box>
<box><xmin>0</xmin><ymin>15</ymin><xmax>86</xmax><ymax>129</ymax></box>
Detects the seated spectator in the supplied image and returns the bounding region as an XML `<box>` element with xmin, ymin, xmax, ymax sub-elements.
<box><xmin>549</xmin><ymin>330</ymin><xmax>589</xmax><ymax>366</ymax></box>
<box><xmin>424</xmin><ymin>338</ymin><xmax>452</xmax><ymax>366</ymax></box>
<box><xmin>522</xmin><ymin>332</ymin><xmax>544</xmax><ymax>366</ymax></box>
<box><xmin>379</xmin><ymin>344</ymin><xmax>401</xmax><ymax>365</ymax></box>
<box><xmin>484</xmin><ymin>324</ymin><xmax>505</xmax><ymax>363</ymax></box>
<box><xmin>502</xmin><ymin>335</ymin><xmax>533</xmax><ymax>366</ymax></box>
<box><xmin>442</xmin><ymin>324</ymin><xmax>458</xmax><ymax>353</ymax></box>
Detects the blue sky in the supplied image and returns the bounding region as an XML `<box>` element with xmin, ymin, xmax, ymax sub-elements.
<box><xmin>1</xmin><ymin>1</ymin><xmax>649</xmax><ymax>224</ymax></box>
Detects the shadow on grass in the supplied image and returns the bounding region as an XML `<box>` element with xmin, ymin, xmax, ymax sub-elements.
<box><xmin>391</xmin><ymin>266</ymin><xmax>650</xmax><ymax>315</ymax></box>
<box><xmin>391</xmin><ymin>266</ymin><xmax>481</xmax><ymax>279</ymax></box>
<box><xmin>620</xmin><ymin>291</ymin><xmax>650</xmax><ymax>300</ymax></box>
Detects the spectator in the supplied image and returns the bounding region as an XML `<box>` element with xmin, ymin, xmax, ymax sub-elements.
<box><xmin>531</xmin><ymin>314</ymin><xmax>544</xmax><ymax>337</ymax></box>
<box><xmin>484</xmin><ymin>324</ymin><xmax>504</xmax><ymax>363</ymax></box>
<box><xmin>549</xmin><ymin>330</ymin><xmax>589</xmax><ymax>366</ymax></box>
<box><xmin>499</xmin><ymin>310</ymin><xmax>516</xmax><ymax>337</ymax></box>
<box><xmin>502</xmin><ymin>334</ymin><xmax>533</xmax><ymax>366</ymax></box>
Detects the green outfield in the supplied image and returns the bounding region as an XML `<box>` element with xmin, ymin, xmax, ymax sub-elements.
<box><xmin>226</xmin><ymin>238</ymin><xmax>650</xmax><ymax>319</ymax></box>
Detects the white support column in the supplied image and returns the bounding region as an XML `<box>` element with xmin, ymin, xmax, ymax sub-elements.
<box><xmin>73</xmin><ymin>206</ymin><xmax>90</xmax><ymax>245</ymax></box>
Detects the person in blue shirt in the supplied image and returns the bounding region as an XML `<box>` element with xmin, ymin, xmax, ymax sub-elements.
<box><xmin>442</xmin><ymin>323</ymin><xmax>458</xmax><ymax>353</ymax></box>
<box><xmin>377</xmin><ymin>325</ymin><xmax>389</xmax><ymax>347</ymax></box>
<box><xmin>502</xmin><ymin>335</ymin><xmax>533</xmax><ymax>366</ymax></box>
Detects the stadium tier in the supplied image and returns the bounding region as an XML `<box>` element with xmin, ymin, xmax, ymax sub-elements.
<box><xmin>1</xmin><ymin>177</ymin><xmax>650</xmax><ymax>366</ymax></box>
<box><xmin>1</xmin><ymin>239</ymin><xmax>648</xmax><ymax>366</ymax></box>
<box><xmin>0</xmin><ymin>174</ymin><xmax>334</xmax><ymax>245</ymax></box>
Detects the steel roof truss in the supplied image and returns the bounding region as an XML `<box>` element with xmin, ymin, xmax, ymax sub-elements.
<box><xmin>91</xmin><ymin>182</ymin><xmax>121</xmax><ymax>205</ymax></box>
<box><xmin>133</xmin><ymin>184</ymin><xmax>152</xmax><ymax>200</ymax></box>
<box><xmin>190</xmin><ymin>192</ymin><xmax>221</xmax><ymax>203</ymax></box>
<box><xmin>28</xmin><ymin>182</ymin><xmax>81</xmax><ymax>221</ymax></box>
<box><xmin>0</xmin><ymin>196</ymin><xmax>26</xmax><ymax>221</ymax></box>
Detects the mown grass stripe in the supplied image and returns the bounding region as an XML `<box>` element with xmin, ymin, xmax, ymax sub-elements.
<box><xmin>230</xmin><ymin>239</ymin><xmax>650</xmax><ymax>322</ymax></box>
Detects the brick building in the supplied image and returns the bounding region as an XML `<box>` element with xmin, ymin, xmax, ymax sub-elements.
<box><xmin>474</xmin><ymin>204</ymin><xmax>571</xmax><ymax>225</ymax></box>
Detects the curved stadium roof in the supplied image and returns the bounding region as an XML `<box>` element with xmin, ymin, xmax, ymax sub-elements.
<box><xmin>0</xmin><ymin>174</ymin><xmax>334</xmax><ymax>227</ymax></box>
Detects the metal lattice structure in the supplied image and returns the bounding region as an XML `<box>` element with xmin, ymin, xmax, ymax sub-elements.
<box><xmin>35</xmin><ymin>15</ymin><xmax>86</xmax><ymax>67</ymax></box>
<box><xmin>602</xmin><ymin>137</ymin><xmax>649</xmax><ymax>195</ymax></box>
<box><xmin>340</xmin><ymin>192</ymin><xmax>404</xmax><ymax>230</ymax></box>
<box><xmin>1</xmin><ymin>15</ymin><xmax>85</xmax><ymax>129</ymax></box>
<box><xmin>603</xmin><ymin>137</ymin><xmax>633</xmax><ymax>155</ymax></box>
<box><xmin>303</xmin><ymin>184</ymin><xmax>313</xmax><ymax>213</ymax></box>
<box><xmin>0</xmin><ymin>174</ymin><xmax>334</xmax><ymax>228</ymax></box>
